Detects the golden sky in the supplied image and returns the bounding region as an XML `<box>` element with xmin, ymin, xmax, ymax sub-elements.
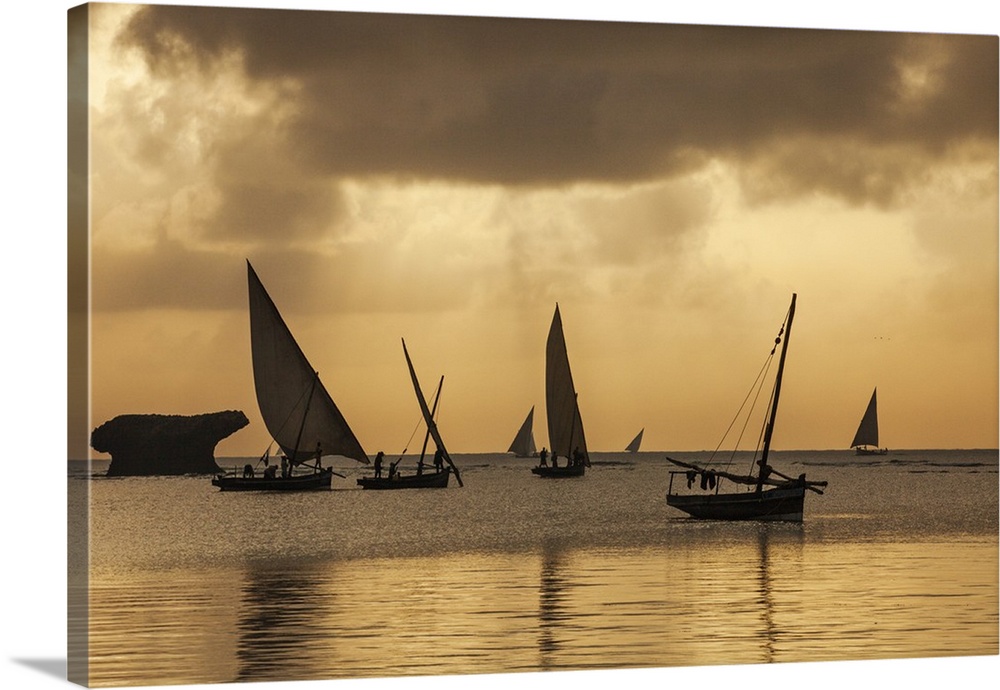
<box><xmin>74</xmin><ymin>2</ymin><xmax>998</xmax><ymax>458</ymax></box>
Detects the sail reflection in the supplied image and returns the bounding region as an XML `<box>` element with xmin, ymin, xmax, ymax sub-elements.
<box><xmin>233</xmin><ymin>561</ymin><xmax>334</xmax><ymax>683</ymax></box>
<box><xmin>537</xmin><ymin>540</ymin><xmax>570</xmax><ymax>667</ymax></box>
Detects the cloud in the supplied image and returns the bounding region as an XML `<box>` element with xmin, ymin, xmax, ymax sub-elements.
<box><xmin>116</xmin><ymin>6</ymin><xmax>997</xmax><ymax>203</ymax></box>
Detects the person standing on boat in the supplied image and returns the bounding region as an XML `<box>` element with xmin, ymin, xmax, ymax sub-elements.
<box><xmin>433</xmin><ymin>447</ymin><xmax>444</xmax><ymax>473</ymax></box>
<box><xmin>374</xmin><ymin>451</ymin><xmax>384</xmax><ymax>478</ymax></box>
<box><xmin>538</xmin><ymin>447</ymin><xmax>549</xmax><ymax>467</ymax></box>
<box><xmin>280</xmin><ymin>455</ymin><xmax>289</xmax><ymax>478</ymax></box>
<box><xmin>389</xmin><ymin>459</ymin><xmax>400</xmax><ymax>479</ymax></box>
<box><xmin>315</xmin><ymin>442</ymin><xmax>323</xmax><ymax>470</ymax></box>
<box><xmin>572</xmin><ymin>447</ymin><xmax>583</xmax><ymax>466</ymax></box>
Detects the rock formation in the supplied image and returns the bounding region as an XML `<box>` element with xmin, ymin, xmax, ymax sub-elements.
<box><xmin>91</xmin><ymin>410</ymin><xmax>249</xmax><ymax>476</ymax></box>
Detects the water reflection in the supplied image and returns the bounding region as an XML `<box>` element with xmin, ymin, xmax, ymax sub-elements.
<box><xmin>537</xmin><ymin>540</ymin><xmax>569</xmax><ymax>668</ymax></box>
<box><xmin>233</xmin><ymin>562</ymin><xmax>332</xmax><ymax>683</ymax></box>
<box><xmin>756</xmin><ymin>523</ymin><xmax>806</xmax><ymax>663</ymax></box>
<box><xmin>757</xmin><ymin>526</ymin><xmax>775</xmax><ymax>663</ymax></box>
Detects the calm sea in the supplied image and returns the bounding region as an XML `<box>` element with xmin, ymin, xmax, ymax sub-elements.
<box><xmin>69</xmin><ymin>449</ymin><xmax>998</xmax><ymax>687</ymax></box>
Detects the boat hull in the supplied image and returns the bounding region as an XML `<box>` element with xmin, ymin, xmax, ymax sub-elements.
<box><xmin>356</xmin><ymin>469</ymin><xmax>450</xmax><ymax>490</ymax></box>
<box><xmin>531</xmin><ymin>464</ymin><xmax>585</xmax><ymax>478</ymax></box>
<box><xmin>212</xmin><ymin>468</ymin><xmax>334</xmax><ymax>492</ymax></box>
<box><xmin>666</xmin><ymin>485</ymin><xmax>806</xmax><ymax>522</ymax></box>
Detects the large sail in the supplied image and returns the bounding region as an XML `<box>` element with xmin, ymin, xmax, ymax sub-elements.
<box><xmin>402</xmin><ymin>339</ymin><xmax>463</xmax><ymax>487</ymax></box>
<box><xmin>850</xmin><ymin>388</ymin><xmax>880</xmax><ymax>449</ymax></box>
<box><xmin>508</xmin><ymin>407</ymin><xmax>537</xmax><ymax>456</ymax></box>
<box><xmin>545</xmin><ymin>305</ymin><xmax>588</xmax><ymax>459</ymax></box>
<box><xmin>625</xmin><ymin>428</ymin><xmax>644</xmax><ymax>453</ymax></box>
<box><xmin>247</xmin><ymin>261</ymin><xmax>368</xmax><ymax>464</ymax></box>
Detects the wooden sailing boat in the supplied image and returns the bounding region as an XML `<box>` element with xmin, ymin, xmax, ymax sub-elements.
<box><xmin>851</xmin><ymin>388</ymin><xmax>888</xmax><ymax>455</ymax></box>
<box><xmin>665</xmin><ymin>294</ymin><xmax>827</xmax><ymax>521</ymax></box>
<box><xmin>213</xmin><ymin>261</ymin><xmax>370</xmax><ymax>491</ymax></box>
<box><xmin>508</xmin><ymin>406</ymin><xmax>538</xmax><ymax>457</ymax></box>
<box><xmin>625</xmin><ymin>428</ymin><xmax>644</xmax><ymax>453</ymax></box>
<box><xmin>356</xmin><ymin>339</ymin><xmax>463</xmax><ymax>489</ymax></box>
<box><xmin>532</xmin><ymin>305</ymin><xmax>589</xmax><ymax>477</ymax></box>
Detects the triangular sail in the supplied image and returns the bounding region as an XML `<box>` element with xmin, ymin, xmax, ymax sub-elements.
<box><xmin>402</xmin><ymin>339</ymin><xmax>463</xmax><ymax>487</ymax></box>
<box><xmin>247</xmin><ymin>261</ymin><xmax>369</xmax><ymax>464</ymax></box>
<box><xmin>545</xmin><ymin>305</ymin><xmax>588</xmax><ymax>459</ymax></box>
<box><xmin>508</xmin><ymin>406</ymin><xmax>537</xmax><ymax>456</ymax></box>
<box><xmin>626</xmin><ymin>428</ymin><xmax>644</xmax><ymax>453</ymax></box>
<box><xmin>851</xmin><ymin>388</ymin><xmax>880</xmax><ymax>449</ymax></box>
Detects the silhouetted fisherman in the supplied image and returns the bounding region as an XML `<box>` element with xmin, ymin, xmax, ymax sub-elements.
<box><xmin>373</xmin><ymin>451</ymin><xmax>384</xmax><ymax>478</ymax></box>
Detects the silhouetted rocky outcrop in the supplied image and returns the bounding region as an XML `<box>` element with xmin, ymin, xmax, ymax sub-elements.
<box><xmin>91</xmin><ymin>411</ymin><xmax>249</xmax><ymax>476</ymax></box>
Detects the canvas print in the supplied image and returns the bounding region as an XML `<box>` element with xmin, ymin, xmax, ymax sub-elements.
<box><xmin>67</xmin><ymin>3</ymin><xmax>998</xmax><ymax>688</ymax></box>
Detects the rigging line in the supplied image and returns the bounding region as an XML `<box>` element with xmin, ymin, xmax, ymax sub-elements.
<box><xmin>708</xmin><ymin>351</ymin><xmax>775</xmax><ymax>466</ymax></box>
<box><xmin>725</xmin><ymin>354</ymin><xmax>774</xmax><ymax>472</ymax></box>
<box><xmin>260</xmin><ymin>377</ymin><xmax>316</xmax><ymax>461</ymax></box>
<box><xmin>253</xmin><ymin>443</ymin><xmax>274</xmax><ymax>468</ymax></box>
<box><xmin>396</xmin><ymin>410</ymin><xmax>426</xmax><ymax>460</ymax></box>
<box><xmin>743</xmin><ymin>306</ymin><xmax>793</xmax><ymax>474</ymax></box>
<box><xmin>711</xmin><ymin>307</ymin><xmax>792</xmax><ymax>475</ymax></box>
<box><xmin>747</xmin><ymin>383</ymin><xmax>778</xmax><ymax>475</ymax></box>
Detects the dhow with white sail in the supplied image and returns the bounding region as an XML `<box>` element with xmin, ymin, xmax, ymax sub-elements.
<box><xmin>625</xmin><ymin>428</ymin><xmax>644</xmax><ymax>453</ymax></box>
<box><xmin>508</xmin><ymin>406</ymin><xmax>538</xmax><ymax>457</ymax></box>
<box><xmin>851</xmin><ymin>388</ymin><xmax>888</xmax><ymax>455</ymax></box>
<box><xmin>533</xmin><ymin>304</ymin><xmax>589</xmax><ymax>477</ymax></box>
<box><xmin>213</xmin><ymin>261</ymin><xmax>370</xmax><ymax>491</ymax></box>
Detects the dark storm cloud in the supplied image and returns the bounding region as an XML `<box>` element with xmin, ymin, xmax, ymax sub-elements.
<box><xmin>206</xmin><ymin>134</ymin><xmax>347</xmax><ymax>242</ymax></box>
<box><xmin>119</xmin><ymin>6</ymin><xmax>997</xmax><ymax>200</ymax></box>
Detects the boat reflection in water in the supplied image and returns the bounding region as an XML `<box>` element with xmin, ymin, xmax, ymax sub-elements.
<box><xmin>536</xmin><ymin>541</ymin><xmax>569</xmax><ymax>669</ymax></box>
<box><xmin>233</xmin><ymin>563</ymin><xmax>336</xmax><ymax>683</ymax></box>
<box><xmin>83</xmin><ymin>447</ymin><xmax>998</xmax><ymax>686</ymax></box>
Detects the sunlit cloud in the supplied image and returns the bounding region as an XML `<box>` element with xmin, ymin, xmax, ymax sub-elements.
<box><xmin>84</xmin><ymin>4</ymin><xmax>997</xmax><ymax>453</ymax></box>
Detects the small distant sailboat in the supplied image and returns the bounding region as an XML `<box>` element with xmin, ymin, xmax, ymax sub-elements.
<box><xmin>508</xmin><ymin>407</ymin><xmax>538</xmax><ymax>457</ymax></box>
<box><xmin>213</xmin><ymin>261</ymin><xmax>370</xmax><ymax>491</ymax></box>
<box><xmin>851</xmin><ymin>388</ymin><xmax>888</xmax><ymax>456</ymax></box>
<box><xmin>665</xmin><ymin>294</ymin><xmax>827</xmax><ymax>521</ymax></box>
<box><xmin>356</xmin><ymin>340</ymin><xmax>463</xmax><ymax>489</ymax></box>
<box><xmin>625</xmin><ymin>428</ymin><xmax>644</xmax><ymax>453</ymax></box>
<box><xmin>532</xmin><ymin>304</ymin><xmax>589</xmax><ymax>478</ymax></box>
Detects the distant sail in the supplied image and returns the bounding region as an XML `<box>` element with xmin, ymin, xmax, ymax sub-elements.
<box><xmin>508</xmin><ymin>407</ymin><xmax>537</xmax><ymax>456</ymax></box>
<box><xmin>850</xmin><ymin>388</ymin><xmax>880</xmax><ymax>449</ymax></box>
<box><xmin>625</xmin><ymin>428</ymin><xmax>644</xmax><ymax>453</ymax></box>
<box><xmin>248</xmin><ymin>261</ymin><xmax>368</xmax><ymax>464</ymax></box>
<box><xmin>545</xmin><ymin>305</ymin><xmax>587</xmax><ymax>459</ymax></box>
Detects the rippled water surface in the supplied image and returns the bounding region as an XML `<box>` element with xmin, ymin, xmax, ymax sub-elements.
<box><xmin>71</xmin><ymin>450</ymin><xmax>998</xmax><ymax>686</ymax></box>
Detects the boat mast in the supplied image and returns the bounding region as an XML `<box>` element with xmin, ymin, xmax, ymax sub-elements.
<box><xmin>760</xmin><ymin>293</ymin><xmax>797</xmax><ymax>469</ymax></box>
<box><xmin>289</xmin><ymin>372</ymin><xmax>319</xmax><ymax>465</ymax></box>
<box><xmin>563</xmin><ymin>392</ymin><xmax>578</xmax><ymax>459</ymax></box>
<box><xmin>418</xmin><ymin>376</ymin><xmax>444</xmax><ymax>466</ymax></box>
<box><xmin>401</xmin><ymin>339</ymin><xmax>464</xmax><ymax>487</ymax></box>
